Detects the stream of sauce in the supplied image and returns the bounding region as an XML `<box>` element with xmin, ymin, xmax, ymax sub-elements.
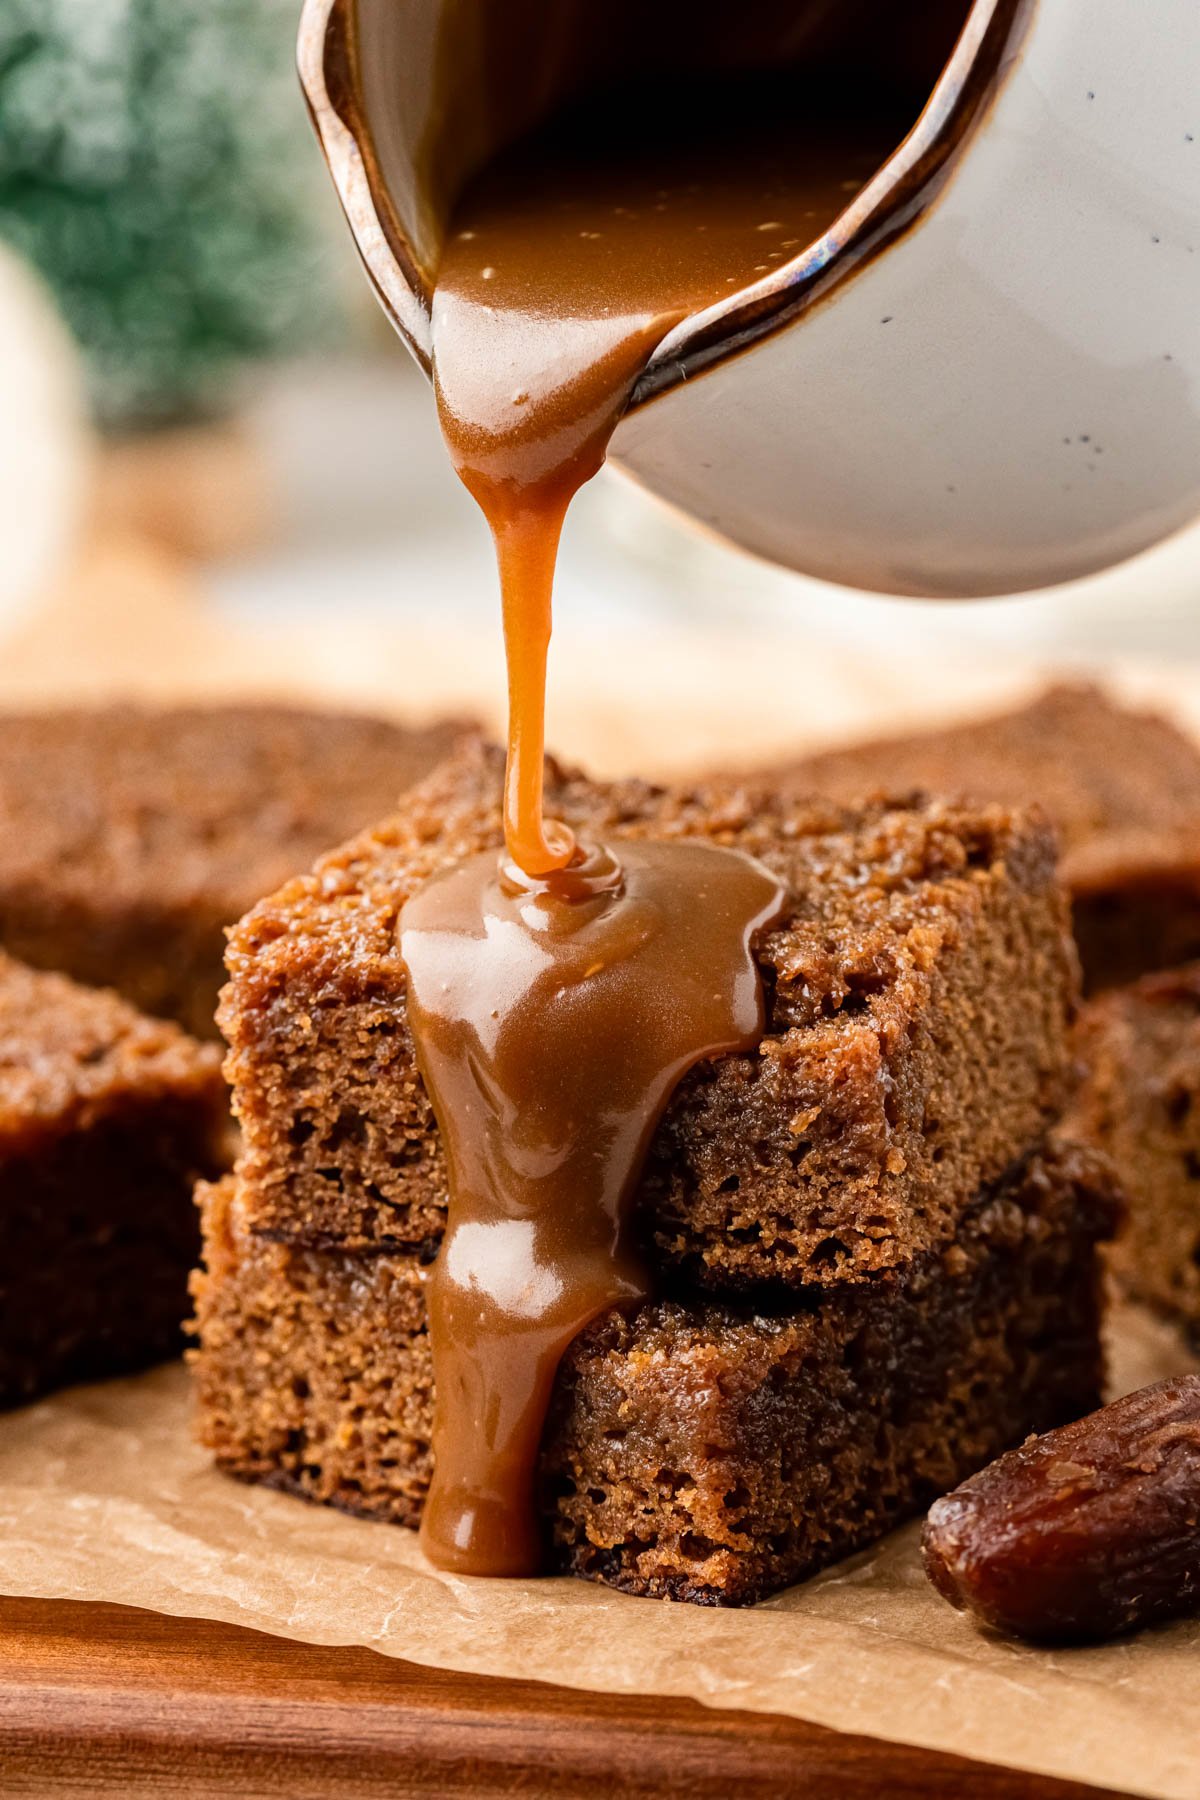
<box><xmin>430</xmin><ymin>79</ymin><xmax>915</xmax><ymax>873</ymax></box>
<box><xmin>394</xmin><ymin>31</ymin><xmax>970</xmax><ymax>1576</ymax></box>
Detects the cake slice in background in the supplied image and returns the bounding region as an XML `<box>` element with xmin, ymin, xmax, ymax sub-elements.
<box><xmin>1072</xmin><ymin>965</ymin><xmax>1200</xmax><ymax>1345</ymax></box>
<box><xmin>0</xmin><ymin>704</ymin><xmax>469</xmax><ymax>1037</ymax></box>
<box><xmin>767</xmin><ymin>684</ymin><xmax>1200</xmax><ymax>993</ymax></box>
<box><xmin>0</xmin><ymin>951</ymin><xmax>227</xmax><ymax>1407</ymax></box>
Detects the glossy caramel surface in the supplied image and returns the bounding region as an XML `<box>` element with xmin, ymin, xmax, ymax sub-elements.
<box><xmin>400</xmin><ymin>838</ymin><xmax>784</xmax><ymax>1574</ymax></box>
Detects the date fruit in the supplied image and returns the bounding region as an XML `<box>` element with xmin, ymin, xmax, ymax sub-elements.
<box><xmin>922</xmin><ymin>1374</ymin><xmax>1200</xmax><ymax>1643</ymax></box>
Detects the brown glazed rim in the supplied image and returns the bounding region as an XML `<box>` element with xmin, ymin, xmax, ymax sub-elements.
<box><xmin>299</xmin><ymin>0</ymin><xmax>436</xmax><ymax>374</ymax></box>
<box><xmin>298</xmin><ymin>0</ymin><xmax>1033</xmax><ymax>404</ymax></box>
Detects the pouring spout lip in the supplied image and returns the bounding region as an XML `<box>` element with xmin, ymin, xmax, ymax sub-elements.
<box><xmin>299</xmin><ymin>0</ymin><xmax>1031</xmax><ymax>405</ymax></box>
<box><xmin>632</xmin><ymin>0</ymin><xmax>1034</xmax><ymax>412</ymax></box>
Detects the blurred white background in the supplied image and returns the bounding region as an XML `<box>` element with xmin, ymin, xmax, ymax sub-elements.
<box><xmin>179</xmin><ymin>345</ymin><xmax>1200</xmax><ymax>771</ymax></box>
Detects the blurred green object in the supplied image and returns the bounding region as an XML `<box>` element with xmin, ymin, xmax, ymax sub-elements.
<box><xmin>0</xmin><ymin>0</ymin><xmax>336</xmax><ymax>431</ymax></box>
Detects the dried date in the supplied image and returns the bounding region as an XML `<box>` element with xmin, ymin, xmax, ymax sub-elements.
<box><xmin>922</xmin><ymin>1374</ymin><xmax>1200</xmax><ymax>1643</ymax></box>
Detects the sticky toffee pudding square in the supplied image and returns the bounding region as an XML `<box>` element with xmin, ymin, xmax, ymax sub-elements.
<box><xmin>221</xmin><ymin>742</ymin><xmax>1078</xmax><ymax>1288</ymax></box>
<box><xmin>191</xmin><ymin>1145</ymin><xmax>1115</xmax><ymax>1606</ymax></box>
<box><xmin>769</xmin><ymin>684</ymin><xmax>1200</xmax><ymax>993</ymax></box>
<box><xmin>0</xmin><ymin>952</ymin><xmax>227</xmax><ymax>1406</ymax></box>
<box><xmin>1072</xmin><ymin>963</ymin><xmax>1200</xmax><ymax>1342</ymax></box>
<box><xmin>0</xmin><ymin>704</ymin><xmax>468</xmax><ymax>1038</ymax></box>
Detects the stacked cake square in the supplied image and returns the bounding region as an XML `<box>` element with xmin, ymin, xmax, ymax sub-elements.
<box><xmin>192</xmin><ymin>744</ymin><xmax>1116</xmax><ymax>1604</ymax></box>
<box><xmin>1073</xmin><ymin>966</ymin><xmax>1200</xmax><ymax>1346</ymax></box>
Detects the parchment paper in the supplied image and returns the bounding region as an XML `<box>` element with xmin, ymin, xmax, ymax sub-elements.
<box><xmin>3</xmin><ymin>530</ymin><xmax>1200</xmax><ymax>1795</ymax></box>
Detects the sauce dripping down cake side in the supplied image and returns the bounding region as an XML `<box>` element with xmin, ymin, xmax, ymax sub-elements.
<box><xmin>401</xmin><ymin>840</ymin><xmax>784</xmax><ymax>1575</ymax></box>
<box><xmin>404</xmin><ymin>4</ymin><xmax>980</xmax><ymax>1575</ymax></box>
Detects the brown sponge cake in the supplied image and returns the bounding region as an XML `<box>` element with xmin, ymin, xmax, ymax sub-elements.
<box><xmin>220</xmin><ymin>742</ymin><xmax>1078</xmax><ymax>1289</ymax></box>
<box><xmin>0</xmin><ymin>952</ymin><xmax>227</xmax><ymax>1406</ymax></box>
<box><xmin>0</xmin><ymin>703</ymin><xmax>468</xmax><ymax>1038</ymax></box>
<box><xmin>1072</xmin><ymin>964</ymin><xmax>1200</xmax><ymax>1341</ymax></box>
<box><xmin>770</xmin><ymin>684</ymin><xmax>1200</xmax><ymax>992</ymax></box>
<box><xmin>191</xmin><ymin>1144</ymin><xmax>1115</xmax><ymax>1606</ymax></box>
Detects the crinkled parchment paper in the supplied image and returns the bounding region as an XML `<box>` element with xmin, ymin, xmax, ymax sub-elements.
<box><xmin>0</xmin><ymin>1305</ymin><xmax>1194</xmax><ymax>1799</ymax></box>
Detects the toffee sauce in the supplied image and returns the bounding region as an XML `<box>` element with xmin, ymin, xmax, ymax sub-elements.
<box><xmin>394</xmin><ymin>7</ymin><xmax>976</xmax><ymax>1577</ymax></box>
<box><xmin>431</xmin><ymin>79</ymin><xmax>918</xmax><ymax>872</ymax></box>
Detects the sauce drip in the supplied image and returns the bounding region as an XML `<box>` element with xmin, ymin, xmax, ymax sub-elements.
<box><xmin>401</xmin><ymin>838</ymin><xmax>786</xmax><ymax>1574</ymax></box>
<box><xmin>398</xmin><ymin>28</ymin><xmax>968</xmax><ymax>1576</ymax></box>
<box><xmin>431</xmin><ymin>78</ymin><xmax>916</xmax><ymax>869</ymax></box>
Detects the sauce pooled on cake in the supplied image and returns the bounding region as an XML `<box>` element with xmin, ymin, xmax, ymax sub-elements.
<box><xmin>401</xmin><ymin>838</ymin><xmax>783</xmax><ymax>1573</ymax></box>
<box><xmin>397</xmin><ymin>16</ymin><xmax>972</xmax><ymax>1575</ymax></box>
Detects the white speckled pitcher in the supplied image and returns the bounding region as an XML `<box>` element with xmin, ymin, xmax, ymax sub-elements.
<box><xmin>299</xmin><ymin>0</ymin><xmax>1200</xmax><ymax>598</ymax></box>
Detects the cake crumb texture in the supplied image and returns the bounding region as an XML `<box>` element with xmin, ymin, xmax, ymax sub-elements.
<box><xmin>0</xmin><ymin>951</ymin><xmax>228</xmax><ymax>1404</ymax></box>
<box><xmin>1072</xmin><ymin>964</ymin><xmax>1200</xmax><ymax>1340</ymax></box>
<box><xmin>769</xmin><ymin>684</ymin><xmax>1200</xmax><ymax>991</ymax></box>
<box><xmin>222</xmin><ymin>742</ymin><xmax>1078</xmax><ymax>1287</ymax></box>
<box><xmin>0</xmin><ymin>703</ymin><xmax>469</xmax><ymax>1036</ymax></box>
<box><xmin>191</xmin><ymin>1144</ymin><xmax>1116</xmax><ymax>1605</ymax></box>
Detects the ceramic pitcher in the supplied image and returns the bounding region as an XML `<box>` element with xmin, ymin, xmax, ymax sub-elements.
<box><xmin>299</xmin><ymin>0</ymin><xmax>1200</xmax><ymax>598</ymax></box>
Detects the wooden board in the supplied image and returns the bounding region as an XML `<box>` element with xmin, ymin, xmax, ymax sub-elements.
<box><xmin>0</xmin><ymin>1597</ymin><xmax>1130</xmax><ymax>1799</ymax></box>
